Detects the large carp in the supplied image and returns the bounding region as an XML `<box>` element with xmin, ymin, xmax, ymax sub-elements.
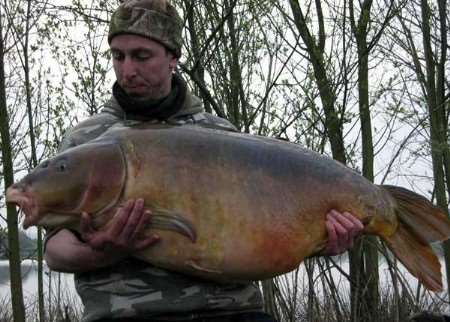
<box><xmin>6</xmin><ymin>124</ymin><xmax>450</xmax><ymax>291</ymax></box>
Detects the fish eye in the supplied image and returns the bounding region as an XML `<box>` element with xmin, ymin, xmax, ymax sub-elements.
<box><xmin>56</xmin><ymin>161</ymin><xmax>67</xmax><ymax>172</ymax></box>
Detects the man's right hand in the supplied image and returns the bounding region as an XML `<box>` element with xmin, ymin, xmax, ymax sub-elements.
<box><xmin>80</xmin><ymin>198</ymin><xmax>160</xmax><ymax>254</ymax></box>
<box><xmin>44</xmin><ymin>198</ymin><xmax>160</xmax><ymax>273</ymax></box>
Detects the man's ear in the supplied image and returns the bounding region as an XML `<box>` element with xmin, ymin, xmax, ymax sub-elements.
<box><xmin>169</xmin><ymin>56</ymin><xmax>178</xmax><ymax>72</ymax></box>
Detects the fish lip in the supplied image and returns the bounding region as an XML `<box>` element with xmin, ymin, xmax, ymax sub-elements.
<box><xmin>5</xmin><ymin>188</ymin><xmax>39</xmax><ymax>229</ymax></box>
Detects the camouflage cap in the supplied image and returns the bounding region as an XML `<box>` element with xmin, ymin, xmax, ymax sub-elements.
<box><xmin>108</xmin><ymin>0</ymin><xmax>183</xmax><ymax>58</ymax></box>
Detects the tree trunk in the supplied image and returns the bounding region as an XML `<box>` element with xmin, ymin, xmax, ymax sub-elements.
<box><xmin>184</xmin><ymin>0</ymin><xmax>211</xmax><ymax>113</ymax></box>
<box><xmin>22</xmin><ymin>0</ymin><xmax>45</xmax><ymax>319</ymax></box>
<box><xmin>223</xmin><ymin>0</ymin><xmax>249</xmax><ymax>132</ymax></box>
<box><xmin>436</xmin><ymin>0</ymin><xmax>450</xmax><ymax>297</ymax></box>
<box><xmin>288</xmin><ymin>1</ymin><xmax>354</xmax><ymax>320</ymax></box>
<box><xmin>288</xmin><ymin>0</ymin><xmax>346</xmax><ymax>164</ymax></box>
<box><xmin>261</xmin><ymin>279</ymin><xmax>280</xmax><ymax>321</ymax></box>
<box><xmin>349</xmin><ymin>1</ymin><xmax>379</xmax><ymax>320</ymax></box>
<box><xmin>0</xmin><ymin>11</ymin><xmax>26</xmax><ymax>322</ymax></box>
<box><xmin>421</xmin><ymin>0</ymin><xmax>450</xmax><ymax>296</ymax></box>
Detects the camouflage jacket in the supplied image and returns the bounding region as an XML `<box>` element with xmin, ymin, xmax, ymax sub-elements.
<box><xmin>57</xmin><ymin>91</ymin><xmax>264</xmax><ymax>322</ymax></box>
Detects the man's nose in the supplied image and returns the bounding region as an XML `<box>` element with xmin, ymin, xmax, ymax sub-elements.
<box><xmin>122</xmin><ymin>58</ymin><xmax>137</xmax><ymax>79</ymax></box>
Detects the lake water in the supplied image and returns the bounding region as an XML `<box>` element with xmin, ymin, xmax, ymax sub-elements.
<box><xmin>0</xmin><ymin>260</ymin><xmax>79</xmax><ymax>306</ymax></box>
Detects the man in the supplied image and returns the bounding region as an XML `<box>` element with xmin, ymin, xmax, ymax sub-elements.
<box><xmin>44</xmin><ymin>1</ymin><xmax>364</xmax><ymax>321</ymax></box>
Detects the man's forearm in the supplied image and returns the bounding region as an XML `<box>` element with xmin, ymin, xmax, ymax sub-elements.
<box><xmin>44</xmin><ymin>229</ymin><xmax>127</xmax><ymax>273</ymax></box>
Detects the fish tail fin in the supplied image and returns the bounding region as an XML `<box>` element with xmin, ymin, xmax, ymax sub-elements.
<box><xmin>380</xmin><ymin>185</ymin><xmax>450</xmax><ymax>292</ymax></box>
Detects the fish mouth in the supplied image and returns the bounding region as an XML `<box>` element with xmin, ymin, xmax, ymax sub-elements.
<box><xmin>5</xmin><ymin>187</ymin><xmax>39</xmax><ymax>229</ymax></box>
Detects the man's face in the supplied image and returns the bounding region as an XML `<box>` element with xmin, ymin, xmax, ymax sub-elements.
<box><xmin>110</xmin><ymin>34</ymin><xmax>178</xmax><ymax>100</ymax></box>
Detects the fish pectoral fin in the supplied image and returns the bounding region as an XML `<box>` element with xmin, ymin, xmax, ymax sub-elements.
<box><xmin>148</xmin><ymin>208</ymin><xmax>197</xmax><ymax>242</ymax></box>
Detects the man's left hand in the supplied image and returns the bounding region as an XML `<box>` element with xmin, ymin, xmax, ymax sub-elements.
<box><xmin>322</xmin><ymin>210</ymin><xmax>364</xmax><ymax>256</ymax></box>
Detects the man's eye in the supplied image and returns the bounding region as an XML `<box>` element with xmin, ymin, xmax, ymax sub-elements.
<box><xmin>135</xmin><ymin>54</ymin><xmax>151</xmax><ymax>61</ymax></box>
<box><xmin>112</xmin><ymin>52</ymin><xmax>124</xmax><ymax>60</ymax></box>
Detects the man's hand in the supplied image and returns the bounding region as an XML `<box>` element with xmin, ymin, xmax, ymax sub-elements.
<box><xmin>80</xmin><ymin>198</ymin><xmax>160</xmax><ymax>254</ymax></box>
<box><xmin>322</xmin><ymin>210</ymin><xmax>364</xmax><ymax>256</ymax></box>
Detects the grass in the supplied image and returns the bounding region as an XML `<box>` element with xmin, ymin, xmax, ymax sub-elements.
<box><xmin>0</xmin><ymin>258</ymin><xmax>448</xmax><ymax>322</ymax></box>
<box><xmin>0</xmin><ymin>287</ymin><xmax>447</xmax><ymax>322</ymax></box>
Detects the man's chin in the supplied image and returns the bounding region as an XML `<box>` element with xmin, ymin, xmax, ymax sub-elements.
<box><xmin>125</xmin><ymin>89</ymin><xmax>146</xmax><ymax>98</ymax></box>
<box><xmin>124</xmin><ymin>89</ymin><xmax>158</xmax><ymax>101</ymax></box>
<box><xmin>128</xmin><ymin>93</ymin><xmax>148</xmax><ymax>100</ymax></box>
<box><xmin>121</xmin><ymin>84</ymin><xmax>165</xmax><ymax>101</ymax></box>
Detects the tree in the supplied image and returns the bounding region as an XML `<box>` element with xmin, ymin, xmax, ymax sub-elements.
<box><xmin>0</xmin><ymin>5</ymin><xmax>26</xmax><ymax>321</ymax></box>
<box><xmin>348</xmin><ymin>0</ymin><xmax>403</xmax><ymax>319</ymax></box>
<box><xmin>47</xmin><ymin>0</ymin><xmax>112</xmax><ymax>117</ymax></box>
<box><xmin>9</xmin><ymin>0</ymin><xmax>46</xmax><ymax>318</ymax></box>
<box><xmin>392</xmin><ymin>0</ymin><xmax>449</xmax><ymax>296</ymax></box>
<box><xmin>287</xmin><ymin>0</ymin><xmax>347</xmax><ymax>163</ymax></box>
<box><xmin>419</xmin><ymin>0</ymin><xmax>450</xmax><ymax>297</ymax></box>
